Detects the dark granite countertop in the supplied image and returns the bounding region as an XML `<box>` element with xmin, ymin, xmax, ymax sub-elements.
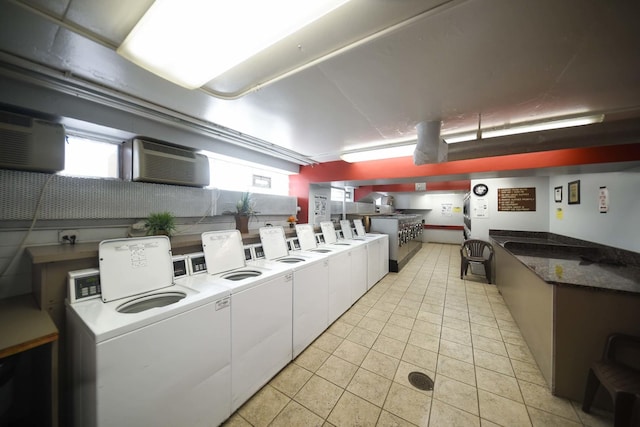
<box><xmin>489</xmin><ymin>230</ymin><xmax>640</xmax><ymax>294</ymax></box>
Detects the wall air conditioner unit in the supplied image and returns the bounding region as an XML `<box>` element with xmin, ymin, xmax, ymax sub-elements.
<box><xmin>121</xmin><ymin>138</ymin><xmax>210</xmax><ymax>187</ymax></box>
<box><xmin>0</xmin><ymin>111</ymin><xmax>65</xmax><ymax>173</ymax></box>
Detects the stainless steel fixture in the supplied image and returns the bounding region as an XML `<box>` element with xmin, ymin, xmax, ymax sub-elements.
<box><xmin>370</xmin><ymin>215</ymin><xmax>422</xmax><ymax>272</ymax></box>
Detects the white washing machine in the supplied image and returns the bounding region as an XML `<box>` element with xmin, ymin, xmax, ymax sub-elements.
<box><xmin>258</xmin><ymin>226</ymin><xmax>330</xmax><ymax>358</ymax></box>
<box><xmin>199</xmin><ymin>230</ymin><xmax>294</xmax><ymax>412</ymax></box>
<box><xmin>353</xmin><ymin>218</ymin><xmax>381</xmax><ymax>240</ymax></box>
<box><xmin>317</xmin><ymin>221</ymin><xmax>369</xmax><ymax>321</ymax></box>
<box><xmin>340</xmin><ymin>219</ymin><xmax>369</xmax><ymax>304</ymax></box>
<box><xmin>66</xmin><ymin>236</ymin><xmax>231</xmax><ymax>427</ymax></box>
<box><xmin>352</xmin><ymin>219</ymin><xmax>390</xmax><ymax>289</ymax></box>
<box><xmin>259</xmin><ymin>226</ymin><xmax>327</xmax><ymax>264</ymax></box>
<box><xmin>294</xmin><ymin>223</ymin><xmax>338</xmax><ymax>256</ymax></box>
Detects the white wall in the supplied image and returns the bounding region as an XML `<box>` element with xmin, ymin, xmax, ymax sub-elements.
<box><xmin>423</xmin><ymin>193</ymin><xmax>466</xmax><ymax>226</ymax></box>
<box><xmin>0</xmin><ymin>170</ymin><xmax>298</xmax><ymax>299</ymax></box>
<box><xmin>394</xmin><ymin>193</ymin><xmax>433</xmax><ymax>209</ymax></box>
<box><xmin>392</xmin><ymin>192</ymin><xmax>465</xmax><ymax>244</ymax></box>
<box><xmin>549</xmin><ymin>171</ymin><xmax>640</xmax><ymax>252</ymax></box>
<box><xmin>470</xmin><ymin>177</ymin><xmax>550</xmax><ymax>241</ymax></box>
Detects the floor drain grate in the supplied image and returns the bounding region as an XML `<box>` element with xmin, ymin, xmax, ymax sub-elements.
<box><xmin>408</xmin><ymin>371</ymin><xmax>434</xmax><ymax>391</ymax></box>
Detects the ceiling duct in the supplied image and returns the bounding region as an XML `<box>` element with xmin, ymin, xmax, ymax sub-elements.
<box><xmin>413</xmin><ymin>120</ymin><xmax>447</xmax><ymax>165</ymax></box>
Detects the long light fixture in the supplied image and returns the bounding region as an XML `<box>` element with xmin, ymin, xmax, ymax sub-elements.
<box><xmin>117</xmin><ymin>0</ymin><xmax>350</xmax><ymax>89</ymax></box>
<box><xmin>340</xmin><ymin>143</ymin><xmax>416</xmax><ymax>163</ymax></box>
<box><xmin>443</xmin><ymin>114</ymin><xmax>605</xmax><ymax>144</ymax></box>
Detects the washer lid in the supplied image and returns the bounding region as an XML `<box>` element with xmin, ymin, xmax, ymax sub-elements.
<box><xmin>320</xmin><ymin>221</ymin><xmax>338</xmax><ymax>244</ymax></box>
<box><xmin>202</xmin><ymin>230</ymin><xmax>246</xmax><ymax>275</ymax></box>
<box><xmin>340</xmin><ymin>220</ymin><xmax>354</xmax><ymax>239</ymax></box>
<box><xmin>99</xmin><ymin>236</ymin><xmax>174</xmax><ymax>302</ymax></box>
<box><xmin>354</xmin><ymin>219</ymin><xmax>366</xmax><ymax>236</ymax></box>
<box><xmin>259</xmin><ymin>226</ymin><xmax>288</xmax><ymax>260</ymax></box>
<box><xmin>295</xmin><ymin>223</ymin><xmax>317</xmax><ymax>251</ymax></box>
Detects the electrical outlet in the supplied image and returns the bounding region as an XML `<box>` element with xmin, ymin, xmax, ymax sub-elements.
<box><xmin>59</xmin><ymin>229</ymin><xmax>79</xmax><ymax>244</ymax></box>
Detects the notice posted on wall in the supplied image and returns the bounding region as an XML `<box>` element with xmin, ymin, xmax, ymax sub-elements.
<box><xmin>441</xmin><ymin>203</ymin><xmax>452</xmax><ymax>217</ymax></box>
<box><xmin>599</xmin><ymin>186</ymin><xmax>609</xmax><ymax>213</ymax></box>
<box><xmin>314</xmin><ymin>194</ymin><xmax>327</xmax><ymax>217</ymax></box>
<box><xmin>473</xmin><ymin>198</ymin><xmax>489</xmax><ymax>218</ymax></box>
<box><xmin>497</xmin><ymin>187</ymin><xmax>536</xmax><ymax>212</ymax></box>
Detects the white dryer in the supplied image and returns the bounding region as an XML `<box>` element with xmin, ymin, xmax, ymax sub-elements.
<box><xmin>199</xmin><ymin>230</ymin><xmax>294</xmax><ymax>412</ymax></box>
<box><xmin>66</xmin><ymin>236</ymin><xmax>231</xmax><ymax>427</ymax></box>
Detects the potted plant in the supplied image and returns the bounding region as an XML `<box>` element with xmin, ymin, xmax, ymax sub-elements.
<box><xmin>233</xmin><ymin>192</ymin><xmax>258</xmax><ymax>233</ymax></box>
<box><xmin>144</xmin><ymin>211</ymin><xmax>177</xmax><ymax>236</ymax></box>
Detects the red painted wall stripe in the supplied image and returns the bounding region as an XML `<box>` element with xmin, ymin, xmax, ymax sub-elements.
<box><xmin>291</xmin><ymin>143</ymin><xmax>640</xmax><ymax>222</ymax></box>
<box><xmin>298</xmin><ymin>143</ymin><xmax>640</xmax><ymax>182</ymax></box>
<box><xmin>424</xmin><ymin>224</ymin><xmax>465</xmax><ymax>231</ymax></box>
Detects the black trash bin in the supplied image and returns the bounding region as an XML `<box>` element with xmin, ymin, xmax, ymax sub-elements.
<box><xmin>0</xmin><ymin>354</ymin><xmax>19</xmax><ymax>427</ymax></box>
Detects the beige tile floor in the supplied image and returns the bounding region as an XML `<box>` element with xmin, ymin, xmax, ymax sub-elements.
<box><xmin>224</xmin><ymin>244</ymin><xmax>614</xmax><ymax>427</ymax></box>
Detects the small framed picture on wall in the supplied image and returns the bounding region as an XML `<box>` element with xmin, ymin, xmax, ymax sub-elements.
<box><xmin>568</xmin><ymin>180</ymin><xmax>580</xmax><ymax>205</ymax></box>
<box><xmin>554</xmin><ymin>186</ymin><xmax>562</xmax><ymax>203</ymax></box>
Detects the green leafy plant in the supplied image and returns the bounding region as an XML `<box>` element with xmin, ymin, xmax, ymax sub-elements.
<box><xmin>144</xmin><ymin>211</ymin><xmax>177</xmax><ymax>236</ymax></box>
<box><xmin>235</xmin><ymin>192</ymin><xmax>258</xmax><ymax>217</ymax></box>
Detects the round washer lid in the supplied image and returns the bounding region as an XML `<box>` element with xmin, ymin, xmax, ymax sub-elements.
<box><xmin>295</xmin><ymin>223</ymin><xmax>317</xmax><ymax>251</ymax></box>
<box><xmin>98</xmin><ymin>236</ymin><xmax>174</xmax><ymax>302</ymax></box>
<box><xmin>201</xmin><ymin>230</ymin><xmax>246</xmax><ymax>275</ymax></box>
<box><xmin>259</xmin><ymin>226</ymin><xmax>289</xmax><ymax>260</ymax></box>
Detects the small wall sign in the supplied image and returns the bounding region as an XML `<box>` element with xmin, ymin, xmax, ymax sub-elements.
<box><xmin>554</xmin><ymin>186</ymin><xmax>562</xmax><ymax>203</ymax></box>
<box><xmin>473</xmin><ymin>198</ymin><xmax>489</xmax><ymax>218</ymax></box>
<box><xmin>599</xmin><ymin>186</ymin><xmax>609</xmax><ymax>213</ymax></box>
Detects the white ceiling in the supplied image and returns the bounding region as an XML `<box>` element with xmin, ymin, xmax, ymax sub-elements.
<box><xmin>1</xmin><ymin>0</ymin><xmax>640</xmax><ymax>165</ymax></box>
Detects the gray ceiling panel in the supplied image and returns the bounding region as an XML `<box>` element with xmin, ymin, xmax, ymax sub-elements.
<box><xmin>1</xmin><ymin>0</ymin><xmax>639</xmax><ymax>168</ymax></box>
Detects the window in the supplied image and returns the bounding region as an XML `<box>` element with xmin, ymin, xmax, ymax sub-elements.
<box><xmin>252</xmin><ymin>174</ymin><xmax>271</xmax><ymax>189</ymax></box>
<box><xmin>60</xmin><ymin>136</ymin><xmax>119</xmax><ymax>178</ymax></box>
<box><xmin>331</xmin><ymin>187</ymin><xmax>352</xmax><ymax>202</ymax></box>
<box><xmin>331</xmin><ymin>188</ymin><xmax>344</xmax><ymax>201</ymax></box>
<box><xmin>206</xmin><ymin>153</ymin><xmax>290</xmax><ymax>196</ymax></box>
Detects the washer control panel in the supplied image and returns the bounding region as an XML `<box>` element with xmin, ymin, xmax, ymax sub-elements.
<box><xmin>172</xmin><ymin>255</ymin><xmax>188</xmax><ymax>279</ymax></box>
<box><xmin>187</xmin><ymin>252</ymin><xmax>207</xmax><ymax>275</ymax></box>
<box><xmin>243</xmin><ymin>246</ymin><xmax>253</xmax><ymax>261</ymax></box>
<box><xmin>68</xmin><ymin>268</ymin><xmax>101</xmax><ymax>303</ymax></box>
<box><xmin>286</xmin><ymin>238</ymin><xmax>301</xmax><ymax>252</ymax></box>
<box><xmin>253</xmin><ymin>244</ymin><xmax>265</xmax><ymax>259</ymax></box>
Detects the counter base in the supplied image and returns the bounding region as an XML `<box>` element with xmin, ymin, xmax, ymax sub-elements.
<box><xmin>389</xmin><ymin>242</ymin><xmax>422</xmax><ymax>272</ymax></box>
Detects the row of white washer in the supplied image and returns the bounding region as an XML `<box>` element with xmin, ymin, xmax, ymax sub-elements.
<box><xmin>66</xmin><ymin>220</ymin><xmax>388</xmax><ymax>427</ymax></box>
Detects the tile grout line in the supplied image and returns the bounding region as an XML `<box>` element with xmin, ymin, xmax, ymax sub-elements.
<box><xmin>228</xmin><ymin>244</ymin><xmax>608</xmax><ymax>427</ymax></box>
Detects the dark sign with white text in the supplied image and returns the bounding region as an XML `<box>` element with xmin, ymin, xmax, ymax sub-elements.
<box><xmin>498</xmin><ymin>187</ymin><xmax>536</xmax><ymax>211</ymax></box>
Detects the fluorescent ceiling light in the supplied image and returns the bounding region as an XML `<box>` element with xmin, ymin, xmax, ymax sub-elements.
<box><xmin>343</xmin><ymin>135</ymin><xmax>417</xmax><ymax>152</ymax></box>
<box><xmin>443</xmin><ymin>114</ymin><xmax>605</xmax><ymax>144</ymax></box>
<box><xmin>199</xmin><ymin>150</ymin><xmax>297</xmax><ymax>175</ymax></box>
<box><xmin>442</xmin><ymin>133</ymin><xmax>477</xmax><ymax>144</ymax></box>
<box><xmin>340</xmin><ymin>144</ymin><xmax>416</xmax><ymax>163</ymax></box>
<box><xmin>118</xmin><ymin>0</ymin><xmax>350</xmax><ymax>89</ymax></box>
